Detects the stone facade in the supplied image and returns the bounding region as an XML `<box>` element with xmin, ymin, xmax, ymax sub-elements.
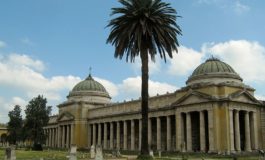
<box><xmin>0</xmin><ymin>124</ymin><xmax>8</xmax><ymax>145</ymax></box>
<box><xmin>44</xmin><ymin>58</ymin><xmax>265</xmax><ymax>153</ymax></box>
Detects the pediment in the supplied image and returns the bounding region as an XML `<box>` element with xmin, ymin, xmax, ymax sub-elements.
<box><xmin>228</xmin><ymin>90</ymin><xmax>262</xmax><ymax>104</ymax></box>
<box><xmin>173</xmin><ymin>90</ymin><xmax>216</xmax><ymax>106</ymax></box>
<box><xmin>57</xmin><ymin>112</ymin><xmax>75</xmax><ymax>122</ymax></box>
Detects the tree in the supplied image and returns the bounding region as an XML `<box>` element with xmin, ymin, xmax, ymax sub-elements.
<box><xmin>107</xmin><ymin>0</ymin><xmax>181</xmax><ymax>158</ymax></box>
<box><xmin>7</xmin><ymin>105</ymin><xmax>23</xmax><ymax>144</ymax></box>
<box><xmin>24</xmin><ymin>95</ymin><xmax>51</xmax><ymax>150</ymax></box>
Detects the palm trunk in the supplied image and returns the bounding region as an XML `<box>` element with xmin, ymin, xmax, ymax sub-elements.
<box><xmin>140</xmin><ymin>51</ymin><xmax>149</xmax><ymax>155</ymax></box>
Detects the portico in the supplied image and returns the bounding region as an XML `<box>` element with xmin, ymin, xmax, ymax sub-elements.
<box><xmin>44</xmin><ymin>58</ymin><xmax>265</xmax><ymax>153</ymax></box>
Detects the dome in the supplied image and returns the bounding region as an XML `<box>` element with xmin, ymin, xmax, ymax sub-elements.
<box><xmin>68</xmin><ymin>74</ymin><xmax>111</xmax><ymax>103</ymax></box>
<box><xmin>186</xmin><ymin>57</ymin><xmax>243</xmax><ymax>85</ymax></box>
<box><xmin>72</xmin><ymin>74</ymin><xmax>107</xmax><ymax>93</ymax></box>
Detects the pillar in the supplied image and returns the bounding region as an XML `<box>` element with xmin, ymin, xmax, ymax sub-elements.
<box><xmin>157</xmin><ymin>117</ymin><xmax>161</xmax><ymax>151</ymax></box>
<box><xmin>244</xmin><ymin>111</ymin><xmax>251</xmax><ymax>152</ymax></box>
<box><xmin>148</xmin><ymin>118</ymin><xmax>152</xmax><ymax>149</ymax></box>
<box><xmin>229</xmin><ymin>109</ymin><xmax>235</xmax><ymax>152</ymax></box>
<box><xmin>62</xmin><ymin>126</ymin><xmax>66</xmax><ymax>148</ymax></box>
<box><xmin>57</xmin><ymin>126</ymin><xmax>61</xmax><ymax>148</ymax></box>
<box><xmin>200</xmin><ymin>111</ymin><xmax>206</xmax><ymax>152</ymax></box>
<box><xmin>234</xmin><ymin>110</ymin><xmax>241</xmax><ymax>151</ymax></box>
<box><xmin>208</xmin><ymin>109</ymin><xmax>215</xmax><ymax>152</ymax></box>
<box><xmin>93</xmin><ymin>124</ymin><xmax>96</xmax><ymax>146</ymax></box>
<box><xmin>66</xmin><ymin>125</ymin><xmax>70</xmax><ymax>148</ymax></box>
<box><xmin>98</xmin><ymin>123</ymin><xmax>102</xmax><ymax>145</ymax></box>
<box><xmin>104</xmin><ymin>123</ymin><xmax>107</xmax><ymax>149</ymax></box>
<box><xmin>110</xmin><ymin>122</ymin><xmax>114</xmax><ymax>149</ymax></box>
<box><xmin>131</xmin><ymin>120</ymin><xmax>135</xmax><ymax>150</ymax></box>
<box><xmin>49</xmin><ymin>128</ymin><xmax>52</xmax><ymax>147</ymax></box>
<box><xmin>123</xmin><ymin>121</ymin><xmax>128</xmax><ymax>150</ymax></box>
<box><xmin>167</xmin><ymin>116</ymin><xmax>171</xmax><ymax>151</ymax></box>
<box><xmin>139</xmin><ymin>119</ymin><xmax>142</xmax><ymax>150</ymax></box>
<box><xmin>186</xmin><ymin>112</ymin><xmax>192</xmax><ymax>152</ymax></box>
<box><xmin>117</xmin><ymin>121</ymin><xmax>120</xmax><ymax>150</ymax></box>
<box><xmin>87</xmin><ymin>123</ymin><xmax>92</xmax><ymax>148</ymax></box>
<box><xmin>53</xmin><ymin>128</ymin><xmax>56</xmax><ymax>147</ymax></box>
<box><xmin>176</xmin><ymin>112</ymin><xmax>182</xmax><ymax>151</ymax></box>
<box><xmin>71</xmin><ymin>123</ymin><xmax>75</xmax><ymax>145</ymax></box>
<box><xmin>252</xmin><ymin>112</ymin><xmax>258</xmax><ymax>149</ymax></box>
<box><xmin>52</xmin><ymin>128</ymin><xmax>55</xmax><ymax>147</ymax></box>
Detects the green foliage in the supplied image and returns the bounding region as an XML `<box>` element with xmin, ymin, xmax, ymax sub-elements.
<box><xmin>107</xmin><ymin>0</ymin><xmax>182</xmax><ymax>156</ymax></box>
<box><xmin>7</xmin><ymin>105</ymin><xmax>23</xmax><ymax>144</ymax></box>
<box><xmin>24</xmin><ymin>95</ymin><xmax>51</xmax><ymax>150</ymax></box>
<box><xmin>106</xmin><ymin>0</ymin><xmax>182</xmax><ymax>63</ymax></box>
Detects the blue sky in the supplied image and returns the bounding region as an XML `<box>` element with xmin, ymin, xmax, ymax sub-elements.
<box><xmin>1</xmin><ymin>0</ymin><xmax>265</xmax><ymax>123</ymax></box>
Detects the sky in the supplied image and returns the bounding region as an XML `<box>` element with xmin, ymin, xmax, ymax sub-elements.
<box><xmin>1</xmin><ymin>0</ymin><xmax>265</xmax><ymax>123</ymax></box>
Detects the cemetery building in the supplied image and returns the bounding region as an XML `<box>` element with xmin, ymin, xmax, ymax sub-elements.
<box><xmin>44</xmin><ymin>58</ymin><xmax>265</xmax><ymax>153</ymax></box>
<box><xmin>0</xmin><ymin>124</ymin><xmax>8</xmax><ymax>145</ymax></box>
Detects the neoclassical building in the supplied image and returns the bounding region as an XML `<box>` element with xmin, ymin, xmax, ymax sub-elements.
<box><xmin>44</xmin><ymin>58</ymin><xmax>265</xmax><ymax>153</ymax></box>
<box><xmin>0</xmin><ymin>124</ymin><xmax>7</xmax><ymax>145</ymax></box>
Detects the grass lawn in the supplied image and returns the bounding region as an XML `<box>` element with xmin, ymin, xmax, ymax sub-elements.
<box><xmin>0</xmin><ymin>149</ymin><xmax>89</xmax><ymax>160</ymax></box>
<box><xmin>0</xmin><ymin>148</ymin><xmax>262</xmax><ymax>160</ymax></box>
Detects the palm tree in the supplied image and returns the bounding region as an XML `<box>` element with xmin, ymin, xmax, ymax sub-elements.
<box><xmin>107</xmin><ymin>0</ymin><xmax>181</xmax><ymax>157</ymax></box>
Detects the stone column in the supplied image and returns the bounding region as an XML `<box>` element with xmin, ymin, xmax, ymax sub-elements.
<box><xmin>252</xmin><ymin>112</ymin><xmax>258</xmax><ymax>150</ymax></box>
<box><xmin>167</xmin><ymin>116</ymin><xmax>171</xmax><ymax>151</ymax></box>
<box><xmin>148</xmin><ymin>118</ymin><xmax>152</xmax><ymax>149</ymax></box>
<box><xmin>234</xmin><ymin>110</ymin><xmax>241</xmax><ymax>151</ymax></box>
<box><xmin>104</xmin><ymin>123</ymin><xmax>107</xmax><ymax>149</ymax></box>
<box><xmin>110</xmin><ymin>122</ymin><xmax>114</xmax><ymax>149</ymax></box>
<box><xmin>157</xmin><ymin>117</ymin><xmax>161</xmax><ymax>151</ymax></box>
<box><xmin>175</xmin><ymin>112</ymin><xmax>182</xmax><ymax>151</ymax></box>
<box><xmin>98</xmin><ymin>123</ymin><xmax>102</xmax><ymax>146</ymax></box>
<box><xmin>66</xmin><ymin>125</ymin><xmax>70</xmax><ymax>148</ymax></box>
<box><xmin>208</xmin><ymin>109</ymin><xmax>215</xmax><ymax>152</ymax></box>
<box><xmin>123</xmin><ymin>121</ymin><xmax>128</xmax><ymax>150</ymax></box>
<box><xmin>229</xmin><ymin>109</ymin><xmax>235</xmax><ymax>152</ymax></box>
<box><xmin>139</xmin><ymin>119</ymin><xmax>142</xmax><ymax>150</ymax></box>
<box><xmin>57</xmin><ymin>126</ymin><xmax>61</xmax><ymax>148</ymax></box>
<box><xmin>200</xmin><ymin>111</ymin><xmax>206</xmax><ymax>152</ymax></box>
<box><xmin>49</xmin><ymin>128</ymin><xmax>52</xmax><ymax>147</ymax></box>
<box><xmin>53</xmin><ymin>128</ymin><xmax>56</xmax><ymax>147</ymax></box>
<box><xmin>117</xmin><ymin>121</ymin><xmax>120</xmax><ymax>150</ymax></box>
<box><xmin>45</xmin><ymin>129</ymin><xmax>48</xmax><ymax>146</ymax></box>
<box><xmin>51</xmin><ymin>128</ymin><xmax>54</xmax><ymax>147</ymax></box>
<box><xmin>186</xmin><ymin>112</ymin><xmax>192</xmax><ymax>152</ymax></box>
<box><xmin>62</xmin><ymin>126</ymin><xmax>65</xmax><ymax>148</ymax></box>
<box><xmin>131</xmin><ymin>120</ymin><xmax>135</xmax><ymax>150</ymax></box>
<box><xmin>71</xmin><ymin>123</ymin><xmax>75</xmax><ymax>145</ymax></box>
<box><xmin>88</xmin><ymin>124</ymin><xmax>91</xmax><ymax>147</ymax></box>
<box><xmin>244</xmin><ymin>111</ymin><xmax>251</xmax><ymax>152</ymax></box>
<box><xmin>93</xmin><ymin>124</ymin><xmax>96</xmax><ymax>146</ymax></box>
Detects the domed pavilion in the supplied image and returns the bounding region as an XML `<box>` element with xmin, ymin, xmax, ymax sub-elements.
<box><xmin>44</xmin><ymin>58</ymin><xmax>265</xmax><ymax>154</ymax></box>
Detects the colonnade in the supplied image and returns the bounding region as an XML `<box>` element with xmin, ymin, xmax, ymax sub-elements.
<box><xmin>44</xmin><ymin>123</ymin><xmax>75</xmax><ymax>148</ymax></box>
<box><xmin>229</xmin><ymin>109</ymin><xmax>258</xmax><ymax>152</ymax></box>
<box><xmin>88</xmin><ymin>110</ymin><xmax>214</xmax><ymax>152</ymax></box>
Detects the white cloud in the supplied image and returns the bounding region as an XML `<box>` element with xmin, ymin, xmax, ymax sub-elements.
<box><xmin>168</xmin><ymin>46</ymin><xmax>204</xmax><ymax>76</ymax></box>
<box><xmin>0</xmin><ymin>41</ymin><xmax>6</xmax><ymax>48</ymax></box>
<box><xmin>234</xmin><ymin>1</ymin><xmax>250</xmax><ymax>15</ymax></box>
<box><xmin>0</xmin><ymin>54</ymin><xmax>81</xmax><ymax>101</ymax></box>
<box><xmin>8</xmin><ymin>54</ymin><xmax>45</xmax><ymax>71</ymax></box>
<box><xmin>202</xmin><ymin>40</ymin><xmax>265</xmax><ymax>82</ymax></box>
<box><xmin>131</xmin><ymin>57</ymin><xmax>161</xmax><ymax>75</ymax></box>
<box><xmin>255</xmin><ymin>94</ymin><xmax>265</xmax><ymax>101</ymax></box>
<box><xmin>0</xmin><ymin>96</ymin><xmax>27</xmax><ymax>123</ymax></box>
<box><xmin>118</xmin><ymin>76</ymin><xmax>177</xmax><ymax>100</ymax></box>
<box><xmin>95</xmin><ymin>77</ymin><xmax>119</xmax><ymax>97</ymax></box>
